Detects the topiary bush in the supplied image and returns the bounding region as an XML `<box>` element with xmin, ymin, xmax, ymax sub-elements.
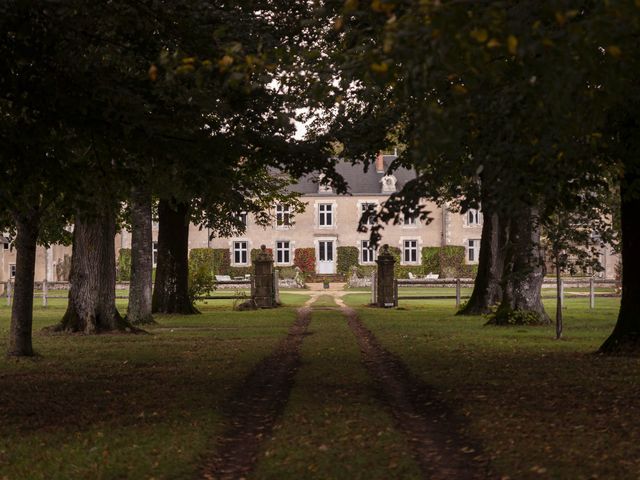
<box><xmin>116</xmin><ymin>248</ymin><xmax>132</xmax><ymax>282</ymax></box>
<box><xmin>294</xmin><ymin>248</ymin><xmax>316</xmax><ymax>275</ymax></box>
<box><xmin>337</xmin><ymin>246</ymin><xmax>359</xmax><ymax>276</ymax></box>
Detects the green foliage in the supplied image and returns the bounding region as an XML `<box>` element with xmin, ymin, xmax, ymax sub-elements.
<box><xmin>116</xmin><ymin>249</ymin><xmax>132</xmax><ymax>282</ymax></box>
<box><xmin>337</xmin><ymin>246</ymin><xmax>359</xmax><ymax>276</ymax></box>
<box><xmin>188</xmin><ymin>249</ymin><xmax>216</xmax><ymax>301</ymax></box>
<box><xmin>277</xmin><ymin>266</ymin><xmax>297</xmax><ymax>279</ymax></box>
<box><xmin>294</xmin><ymin>248</ymin><xmax>315</xmax><ymax>275</ymax></box>
<box><xmin>421</xmin><ymin>247</ymin><xmax>440</xmax><ymax>275</ymax></box>
<box><xmin>439</xmin><ymin>246</ymin><xmax>466</xmax><ymax>278</ymax></box>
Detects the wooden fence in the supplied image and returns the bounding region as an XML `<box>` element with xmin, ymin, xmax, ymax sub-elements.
<box><xmin>1</xmin><ymin>272</ymin><xmax>280</xmax><ymax>307</ymax></box>
<box><xmin>388</xmin><ymin>277</ymin><xmax>618</xmax><ymax>308</ymax></box>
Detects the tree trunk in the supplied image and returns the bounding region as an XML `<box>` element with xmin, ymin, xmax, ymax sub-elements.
<box><xmin>457</xmin><ymin>209</ymin><xmax>507</xmax><ymax>315</ymax></box>
<box><xmin>152</xmin><ymin>199</ymin><xmax>198</xmax><ymax>314</ymax></box>
<box><xmin>555</xmin><ymin>258</ymin><xmax>563</xmax><ymax>339</ymax></box>
<box><xmin>7</xmin><ymin>216</ymin><xmax>39</xmax><ymax>357</ymax></box>
<box><xmin>127</xmin><ymin>188</ymin><xmax>155</xmax><ymax>324</ymax></box>
<box><xmin>490</xmin><ymin>207</ymin><xmax>550</xmax><ymax>326</ymax></box>
<box><xmin>599</xmin><ymin>167</ymin><xmax>640</xmax><ymax>354</ymax></box>
<box><xmin>57</xmin><ymin>209</ymin><xmax>130</xmax><ymax>333</ymax></box>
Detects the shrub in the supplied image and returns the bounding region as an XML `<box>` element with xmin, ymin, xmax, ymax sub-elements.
<box><xmin>421</xmin><ymin>247</ymin><xmax>440</xmax><ymax>275</ymax></box>
<box><xmin>116</xmin><ymin>248</ymin><xmax>132</xmax><ymax>282</ymax></box>
<box><xmin>439</xmin><ymin>245</ymin><xmax>466</xmax><ymax>278</ymax></box>
<box><xmin>188</xmin><ymin>249</ymin><xmax>216</xmax><ymax>301</ymax></box>
<box><xmin>277</xmin><ymin>266</ymin><xmax>297</xmax><ymax>279</ymax></box>
<box><xmin>337</xmin><ymin>246</ymin><xmax>359</xmax><ymax>275</ymax></box>
<box><xmin>294</xmin><ymin>248</ymin><xmax>316</xmax><ymax>274</ymax></box>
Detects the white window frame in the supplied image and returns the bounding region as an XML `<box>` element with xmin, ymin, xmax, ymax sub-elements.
<box><xmin>359</xmin><ymin>201</ymin><xmax>378</xmax><ymax>226</ymax></box>
<box><xmin>360</xmin><ymin>240</ymin><xmax>376</xmax><ymax>264</ymax></box>
<box><xmin>318</xmin><ymin>203</ymin><xmax>334</xmax><ymax>227</ymax></box>
<box><xmin>152</xmin><ymin>241</ymin><xmax>159</xmax><ymax>267</ymax></box>
<box><xmin>275</xmin><ymin>240</ymin><xmax>292</xmax><ymax>265</ymax></box>
<box><xmin>9</xmin><ymin>263</ymin><xmax>16</xmax><ymax>279</ymax></box>
<box><xmin>233</xmin><ymin>240</ymin><xmax>249</xmax><ymax>266</ymax></box>
<box><xmin>402</xmin><ymin>240</ymin><xmax>419</xmax><ymax>264</ymax></box>
<box><xmin>467</xmin><ymin>238</ymin><xmax>481</xmax><ymax>263</ymax></box>
<box><xmin>275</xmin><ymin>204</ymin><xmax>292</xmax><ymax>228</ymax></box>
<box><xmin>466</xmin><ymin>209</ymin><xmax>482</xmax><ymax>227</ymax></box>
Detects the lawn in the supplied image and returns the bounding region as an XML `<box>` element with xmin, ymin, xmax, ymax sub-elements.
<box><xmin>0</xmin><ymin>296</ymin><xmax>307</xmax><ymax>480</ymax></box>
<box><xmin>1</xmin><ymin>293</ymin><xmax>637</xmax><ymax>479</ymax></box>
<box><xmin>351</xmin><ymin>297</ymin><xmax>640</xmax><ymax>479</ymax></box>
<box><xmin>252</xmin><ymin>310</ymin><xmax>422</xmax><ymax>480</ymax></box>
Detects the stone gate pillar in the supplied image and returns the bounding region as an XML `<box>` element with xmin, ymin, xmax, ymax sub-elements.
<box><xmin>376</xmin><ymin>244</ymin><xmax>396</xmax><ymax>307</ymax></box>
<box><xmin>253</xmin><ymin>245</ymin><xmax>275</xmax><ymax>308</ymax></box>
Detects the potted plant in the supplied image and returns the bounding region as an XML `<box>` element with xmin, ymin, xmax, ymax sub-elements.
<box><xmin>323</xmin><ymin>279</ymin><xmax>330</xmax><ymax>289</ymax></box>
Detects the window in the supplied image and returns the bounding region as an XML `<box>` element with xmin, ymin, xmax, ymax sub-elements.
<box><xmin>467</xmin><ymin>209</ymin><xmax>482</xmax><ymax>226</ymax></box>
<box><xmin>152</xmin><ymin>241</ymin><xmax>158</xmax><ymax>266</ymax></box>
<box><xmin>403</xmin><ymin>210</ymin><xmax>417</xmax><ymax>226</ymax></box>
<box><xmin>233</xmin><ymin>241</ymin><xmax>248</xmax><ymax>265</ymax></box>
<box><xmin>361</xmin><ymin>240</ymin><xmax>376</xmax><ymax>264</ymax></box>
<box><xmin>237</xmin><ymin>212</ymin><xmax>248</xmax><ymax>227</ymax></box>
<box><xmin>468</xmin><ymin>239</ymin><xmax>481</xmax><ymax>263</ymax></box>
<box><xmin>234</xmin><ymin>241</ymin><xmax>248</xmax><ymax>265</ymax></box>
<box><xmin>9</xmin><ymin>264</ymin><xmax>16</xmax><ymax>279</ymax></box>
<box><xmin>276</xmin><ymin>204</ymin><xmax>292</xmax><ymax>227</ymax></box>
<box><xmin>403</xmin><ymin>240</ymin><xmax>418</xmax><ymax>263</ymax></box>
<box><xmin>276</xmin><ymin>241</ymin><xmax>291</xmax><ymax>264</ymax></box>
<box><xmin>3</xmin><ymin>243</ymin><xmax>8</xmax><ymax>250</ymax></box>
<box><xmin>318</xmin><ymin>203</ymin><xmax>333</xmax><ymax>227</ymax></box>
<box><xmin>360</xmin><ymin>203</ymin><xmax>377</xmax><ymax>225</ymax></box>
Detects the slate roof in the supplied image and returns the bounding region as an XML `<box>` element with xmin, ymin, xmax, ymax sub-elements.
<box><xmin>290</xmin><ymin>155</ymin><xmax>416</xmax><ymax>195</ymax></box>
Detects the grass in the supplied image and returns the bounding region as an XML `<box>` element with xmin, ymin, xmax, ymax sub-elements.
<box><xmin>352</xmin><ymin>297</ymin><xmax>640</xmax><ymax>479</ymax></box>
<box><xmin>0</xmin><ymin>298</ymin><xmax>306</xmax><ymax>480</ymax></box>
<box><xmin>252</xmin><ymin>310</ymin><xmax>422</xmax><ymax>480</ymax></box>
<box><xmin>1</xmin><ymin>291</ymin><xmax>637</xmax><ymax>479</ymax></box>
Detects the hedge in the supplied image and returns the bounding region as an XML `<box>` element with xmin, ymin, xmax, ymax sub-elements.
<box><xmin>116</xmin><ymin>248</ymin><xmax>132</xmax><ymax>282</ymax></box>
<box><xmin>337</xmin><ymin>246</ymin><xmax>359</xmax><ymax>276</ymax></box>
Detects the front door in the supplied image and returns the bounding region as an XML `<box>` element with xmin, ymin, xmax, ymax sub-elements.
<box><xmin>317</xmin><ymin>240</ymin><xmax>335</xmax><ymax>274</ymax></box>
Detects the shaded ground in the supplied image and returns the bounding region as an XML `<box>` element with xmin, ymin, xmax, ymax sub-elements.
<box><xmin>201</xmin><ymin>307</ymin><xmax>312</xmax><ymax>480</ymax></box>
<box><xmin>342</xmin><ymin>304</ymin><xmax>489</xmax><ymax>479</ymax></box>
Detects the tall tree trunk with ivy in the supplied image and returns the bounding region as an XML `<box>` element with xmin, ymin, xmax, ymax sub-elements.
<box><xmin>490</xmin><ymin>206</ymin><xmax>550</xmax><ymax>326</ymax></box>
<box><xmin>127</xmin><ymin>187</ymin><xmax>154</xmax><ymax>324</ymax></box>
<box><xmin>152</xmin><ymin>199</ymin><xmax>198</xmax><ymax>315</ymax></box>
<box><xmin>458</xmin><ymin>208</ymin><xmax>507</xmax><ymax>315</ymax></box>
<box><xmin>7</xmin><ymin>215</ymin><xmax>39</xmax><ymax>356</ymax></box>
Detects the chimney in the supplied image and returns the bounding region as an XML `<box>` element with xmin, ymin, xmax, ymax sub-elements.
<box><xmin>375</xmin><ymin>152</ymin><xmax>385</xmax><ymax>173</ymax></box>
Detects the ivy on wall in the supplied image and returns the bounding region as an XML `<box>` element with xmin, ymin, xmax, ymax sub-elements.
<box><xmin>337</xmin><ymin>246</ymin><xmax>359</xmax><ymax>275</ymax></box>
<box><xmin>294</xmin><ymin>248</ymin><xmax>316</xmax><ymax>274</ymax></box>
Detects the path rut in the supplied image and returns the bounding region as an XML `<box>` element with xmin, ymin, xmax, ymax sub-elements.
<box><xmin>341</xmin><ymin>303</ymin><xmax>491</xmax><ymax>480</ymax></box>
<box><xmin>201</xmin><ymin>307</ymin><xmax>312</xmax><ymax>480</ymax></box>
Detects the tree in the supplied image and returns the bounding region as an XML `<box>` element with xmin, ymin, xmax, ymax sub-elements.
<box><xmin>127</xmin><ymin>187</ymin><xmax>155</xmax><ymax>325</ymax></box>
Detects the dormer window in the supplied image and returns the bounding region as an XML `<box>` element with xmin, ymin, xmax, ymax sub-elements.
<box><xmin>381</xmin><ymin>175</ymin><xmax>397</xmax><ymax>193</ymax></box>
<box><xmin>317</xmin><ymin>173</ymin><xmax>333</xmax><ymax>193</ymax></box>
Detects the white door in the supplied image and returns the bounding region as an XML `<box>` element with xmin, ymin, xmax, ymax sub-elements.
<box><xmin>317</xmin><ymin>240</ymin><xmax>335</xmax><ymax>274</ymax></box>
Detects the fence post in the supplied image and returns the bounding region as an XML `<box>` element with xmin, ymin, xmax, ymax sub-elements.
<box><xmin>455</xmin><ymin>278</ymin><xmax>461</xmax><ymax>307</ymax></box>
<box><xmin>559</xmin><ymin>278</ymin><xmax>564</xmax><ymax>310</ymax></box>
<box><xmin>371</xmin><ymin>272</ymin><xmax>377</xmax><ymax>305</ymax></box>
<box><xmin>393</xmin><ymin>279</ymin><xmax>398</xmax><ymax>307</ymax></box>
<box><xmin>42</xmin><ymin>279</ymin><xmax>48</xmax><ymax>307</ymax></box>
<box><xmin>6</xmin><ymin>281</ymin><xmax>12</xmax><ymax>307</ymax></box>
<box><xmin>273</xmin><ymin>269</ymin><xmax>281</xmax><ymax>305</ymax></box>
<box><xmin>589</xmin><ymin>277</ymin><xmax>595</xmax><ymax>309</ymax></box>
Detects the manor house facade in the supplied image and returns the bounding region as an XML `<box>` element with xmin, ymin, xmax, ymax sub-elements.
<box><xmin>0</xmin><ymin>155</ymin><xmax>618</xmax><ymax>282</ymax></box>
